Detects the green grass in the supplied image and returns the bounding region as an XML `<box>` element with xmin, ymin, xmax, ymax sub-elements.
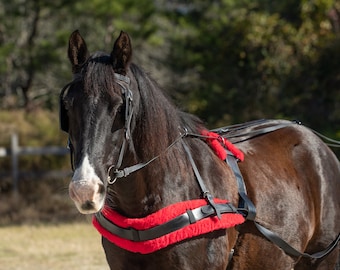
<box><xmin>0</xmin><ymin>222</ymin><xmax>109</xmax><ymax>270</ymax></box>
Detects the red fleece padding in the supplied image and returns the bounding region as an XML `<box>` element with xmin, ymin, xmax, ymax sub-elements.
<box><xmin>201</xmin><ymin>130</ymin><xmax>244</xmax><ymax>161</ymax></box>
<box><xmin>92</xmin><ymin>199</ymin><xmax>245</xmax><ymax>254</ymax></box>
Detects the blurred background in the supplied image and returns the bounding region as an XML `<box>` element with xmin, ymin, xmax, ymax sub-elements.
<box><xmin>0</xmin><ymin>0</ymin><xmax>340</xmax><ymax>270</ymax></box>
<box><xmin>0</xmin><ymin>0</ymin><xmax>339</xmax><ymax>268</ymax></box>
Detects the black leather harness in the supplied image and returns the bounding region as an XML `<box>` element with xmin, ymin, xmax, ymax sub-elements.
<box><xmin>97</xmin><ymin>120</ymin><xmax>340</xmax><ymax>259</ymax></box>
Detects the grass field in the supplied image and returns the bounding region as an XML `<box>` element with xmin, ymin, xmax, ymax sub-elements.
<box><xmin>0</xmin><ymin>222</ymin><xmax>109</xmax><ymax>270</ymax></box>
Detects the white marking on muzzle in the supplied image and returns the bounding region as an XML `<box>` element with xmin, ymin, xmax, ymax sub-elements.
<box><xmin>69</xmin><ymin>155</ymin><xmax>105</xmax><ymax>214</ymax></box>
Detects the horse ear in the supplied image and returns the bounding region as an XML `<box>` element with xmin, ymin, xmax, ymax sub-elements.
<box><xmin>111</xmin><ymin>31</ymin><xmax>132</xmax><ymax>74</ymax></box>
<box><xmin>68</xmin><ymin>30</ymin><xmax>89</xmax><ymax>74</ymax></box>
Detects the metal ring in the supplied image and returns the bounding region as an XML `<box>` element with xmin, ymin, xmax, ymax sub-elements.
<box><xmin>107</xmin><ymin>165</ymin><xmax>117</xmax><ymax>185</ymax></box>
<box><xmin>107</xmin><ymin>175</ymin><xmax>117</xmax><ymax>185</ymax></box>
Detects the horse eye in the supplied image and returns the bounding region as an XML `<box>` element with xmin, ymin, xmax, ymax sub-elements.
<box><xmin>111</xmin><ymin>106</ymin><xmax>125</xmax><ymax>133</ymax></box>
<box><xmin>64</xmin><ymin>97</ymin><xmax>74</xmax><ymax>110</ymax></box>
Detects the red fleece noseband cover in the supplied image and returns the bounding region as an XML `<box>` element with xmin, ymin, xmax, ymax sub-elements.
<box><xmin>93</xmin><ymin>199</ymin><xmax>244</xmax><ymax>254</ymax></box>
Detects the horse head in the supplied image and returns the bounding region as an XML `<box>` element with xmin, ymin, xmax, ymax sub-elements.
<box><xmin>60</xmin><ymin>30</ymin><xmax>138</xmax><ymax>214</ymax></box>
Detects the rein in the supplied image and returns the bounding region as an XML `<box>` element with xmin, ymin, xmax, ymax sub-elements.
<box><xmin>108</xmin><ymin>131</ymin><xmax>186</xmax><ymax>184</ymax></box>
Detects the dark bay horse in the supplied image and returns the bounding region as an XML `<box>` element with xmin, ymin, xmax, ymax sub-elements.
<box><xmin>60</xmin><ymin>30</ymin><xmax>340</xmax><ymax>269</ymax></box>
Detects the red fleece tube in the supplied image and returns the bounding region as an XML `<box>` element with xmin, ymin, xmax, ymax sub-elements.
<box><xmin>93</xmin><ymin>199</ymin><xmax>245</xmax><ymax>254</ymax></box>
<box><xmin>201</xmin><ymin>130</ymin><xmax>244</xmax><ymax>161</ymax></box>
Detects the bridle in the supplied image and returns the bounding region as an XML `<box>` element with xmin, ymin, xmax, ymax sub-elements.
<box><xmin>60</xmin><ymin>70</ymin><xmax>228</xmax><ymax>218</ymax></box>
<box><xmin>60</xmin><ymin>71</ymin><xmax>186</xmax><ymax>185</ymax></box>
<box><xmin>59</xmin><ymin>72</ymin><xmax>134</xmax><ymax>174</ymax></box>
<box><xmin>106</xmin><ymin>73</ymin><xmax>134</xmax><ymax>184</ymax></box>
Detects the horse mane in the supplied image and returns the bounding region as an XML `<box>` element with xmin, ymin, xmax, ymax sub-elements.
<box><xmin>129</xmin><ymin>63</ymin><xmax>204</xmax><ymax>159</ymax></box>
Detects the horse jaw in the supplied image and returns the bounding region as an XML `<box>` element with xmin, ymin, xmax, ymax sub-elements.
<box><xmin>69</xmin><ymin>155</ymin><xmax>106</xmax><ymax>214</ymax></box>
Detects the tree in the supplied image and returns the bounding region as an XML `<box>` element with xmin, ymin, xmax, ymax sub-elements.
<box><xmin>0</xmin><ymin>0</ymin><xmax>76</xmax><ymax>108</ymax></box>
<box><xmin>162</xmin><ymin>0</ymin><xmax>340</xmax><ymax>142</ymax></box>
<box><xmin>0</xmin><ymin>0</ymin><xmax>160</xmax><ymax>110</ymax></box>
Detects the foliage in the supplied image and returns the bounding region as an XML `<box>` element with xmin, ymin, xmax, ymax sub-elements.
<box><xmin>0</xmin><ymin>0</ymin><xmax>339</xmax><ymax>156</ymax></box>
<box><xmin>0</xmin><ymin>0</ymin><xmax>160</xmax><ymax>109</ymax></box>
<box><xmin>165</xmin><ymin>0</ymin><xmax>340</xmax><ymax>131</ymax></box>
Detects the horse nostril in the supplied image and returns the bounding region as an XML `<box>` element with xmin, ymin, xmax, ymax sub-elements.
<box><xmin>82</xmin><ymin>200</ymin><xmax>95</xmax><ymax>211</ymax></box>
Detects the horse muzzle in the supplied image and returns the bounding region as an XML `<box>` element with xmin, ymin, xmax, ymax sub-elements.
<box><xmin>69</xmin><ymin>179</ymin><xmax>105</xmax><ymax>214</ymax></box>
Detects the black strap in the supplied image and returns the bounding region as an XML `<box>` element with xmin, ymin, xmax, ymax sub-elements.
<box><xmin>212</xmin><ymin>120</ymin><xmax>300</xmax><ymax>144</ymax></box>
<box><xmin>226</xmin><ymin>153</ymin><xmax>256</xmax><ymax>220</ymax></box>
<box><xmin>181</xmin><ymin>140</ymin><xmax>222</xmax><ymax>219</ymax></box>
<box><xmin>254</xmin><ymin>222</ymin><xmax>340</xmax><ymax>259</ymax></box>
<box><xmin>226</xmin><ymin>123</ymin><xmax>298</xmax><ymax>143</ymax></box>
<box><xmin>110</xmin><ymin>133</ymin><xmax>185</xmax><ymax>181</ymax></box>
<box><xmin>226</xmin><ymin>152</ymin><xmax>340</xmax><ymax>260</ymax></box>
<box><xmin>95</xmin><ymin>202</ymin><xmax>237</xmax><ymax>242</ymax></box>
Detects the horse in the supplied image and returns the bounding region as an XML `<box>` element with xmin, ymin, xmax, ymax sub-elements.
<box><xmin>60</xmin><ymin>30</ymin><xmax>340</xmax><ymax>270</ymax></box>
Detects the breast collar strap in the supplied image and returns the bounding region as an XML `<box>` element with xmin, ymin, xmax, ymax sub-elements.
<box><xmin>181</xmin><ymin>140</ymin><xmax>223</xmax><ymax>219</ymax></box>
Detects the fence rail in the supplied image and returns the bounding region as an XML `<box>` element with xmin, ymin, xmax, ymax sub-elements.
<box><xmin>0</xmin><ymin>133</ymin><xmax>70</xmax><ymax>192</ymax></box>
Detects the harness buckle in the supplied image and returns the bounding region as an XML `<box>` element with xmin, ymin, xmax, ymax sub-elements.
<box><xmin>203</xmin><ymin>192</ymin><xmax>222</xmax><ymax>220</ymax></box>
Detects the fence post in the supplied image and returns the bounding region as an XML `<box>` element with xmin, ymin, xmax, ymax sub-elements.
<box><xmin>11</xmin><ymin>133</ymin><xmax>19</xmax><ymax>193</ymax></box>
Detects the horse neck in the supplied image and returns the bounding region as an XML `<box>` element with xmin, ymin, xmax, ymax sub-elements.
<box><xmin>106</xmin><ymin>68</ymin><xmax>239</xmax><ymax>218</ymax></box>
<box><xmin>107</xmin><ymin>73</ymin><xmax>191</xmax><ymax>217</ymax></box>
<box><xmin>108</xmin><ymin>137</ymin><xmax>188</xmax><ymax>218</ymax></box>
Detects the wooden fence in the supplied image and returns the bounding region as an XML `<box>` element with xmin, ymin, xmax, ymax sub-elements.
<box><xmin>0</xmin><ymin>133</ymin><xmax>70</xmax><ymax>192</ymax></box>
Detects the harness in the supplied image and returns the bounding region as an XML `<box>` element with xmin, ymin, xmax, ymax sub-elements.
<box><xmin>60</xmin><ymin>73</ymin><xmax>340</xmax><ymax>258</ymax></box>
